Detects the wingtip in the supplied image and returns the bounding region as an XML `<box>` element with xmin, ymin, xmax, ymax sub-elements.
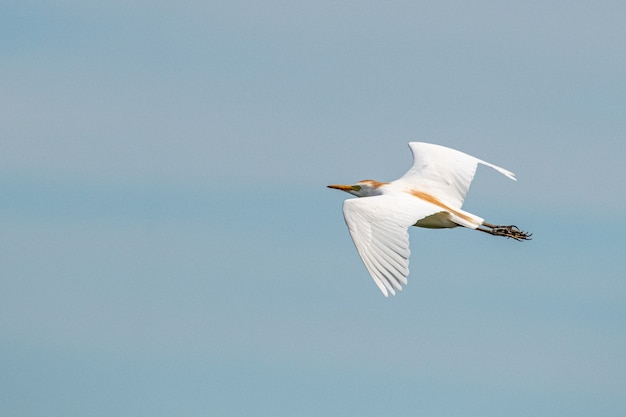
<box><xmin>479</xmin><ymin>160</ymin><xmax>517</xmax><ymax>181</ymax></box>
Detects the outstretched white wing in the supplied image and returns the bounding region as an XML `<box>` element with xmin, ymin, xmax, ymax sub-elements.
<box><xmin>399</xmin><ymin>142</ymin><xmax>516</xmax><ymax>208</ymax></box>
<box><xmin>342</xmin><ymin>194</ymin><xmax>441</xmax><ymax>297</ymax></box>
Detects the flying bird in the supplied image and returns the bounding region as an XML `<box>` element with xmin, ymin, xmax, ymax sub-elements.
<box><xmin>328</xmin><ymin>142</ymin><xmax>531</xmax><ymax>297</ymax></box>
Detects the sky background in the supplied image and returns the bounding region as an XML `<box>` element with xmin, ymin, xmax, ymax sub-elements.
<box><xmin>2</xmin><ymin>1</ymin><xmax>625</xmax><ymax>416</ymax></box>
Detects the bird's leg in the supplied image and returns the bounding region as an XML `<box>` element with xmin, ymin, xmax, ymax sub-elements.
<box><xmin>477</xmin><ymin>222</ymin><xmax>532</xmax><ymax>241</ymax></box>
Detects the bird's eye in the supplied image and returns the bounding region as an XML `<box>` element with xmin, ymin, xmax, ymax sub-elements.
<box><xmin>352</xmin><ymin>185</ymin><xmax>361</xmax><ymax>191</ymax></box>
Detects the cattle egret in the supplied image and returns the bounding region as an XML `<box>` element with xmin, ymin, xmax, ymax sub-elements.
<box><xmin>328</xmin><ymin>142</ymin><xmax>531</xmax><ymax>297</ymax></box>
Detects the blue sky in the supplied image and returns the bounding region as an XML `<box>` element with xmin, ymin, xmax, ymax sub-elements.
<box><xmin>1</xmin><ymin>1</ymin><xmax>625</xmax><ymax>416</ymax></box>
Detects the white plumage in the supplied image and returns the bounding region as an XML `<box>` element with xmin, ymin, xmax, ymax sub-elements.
<box><xmin>328</xmin><ymin>142</ymin><xmax>530</xmax><ymax>297</ymax></box>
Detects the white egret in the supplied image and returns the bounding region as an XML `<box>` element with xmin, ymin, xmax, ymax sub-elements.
<box><xmin>328</xmin><ymin>142</ymin><xmax>531</xmax><ymax>297</ymax></box>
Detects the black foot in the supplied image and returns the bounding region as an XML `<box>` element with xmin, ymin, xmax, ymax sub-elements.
<box><xmin>490</xmin><ymin>225</ymin><xmax>532</xmax><ymax>241</ymax></box>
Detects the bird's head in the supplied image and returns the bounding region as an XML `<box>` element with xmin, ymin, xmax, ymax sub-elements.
<box><xmin>327</xmin><ymin>179</ymin><xmax>387</xmax><ymax>197</ymax></box>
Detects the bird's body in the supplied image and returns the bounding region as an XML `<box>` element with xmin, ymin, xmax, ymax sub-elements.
<box><xmin>328</xmin><ymin>142</ymin><xmax>531</xmax><ymax>297</ymax></box>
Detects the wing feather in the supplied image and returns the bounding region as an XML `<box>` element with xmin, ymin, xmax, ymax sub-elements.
<box><xmin>371</xmin><ymin>239</ymin><xmax>409</xmax><ymax>276</ymax></box>
<box><xmin>342</xmin><ymin>194</ymin><xmax>440</xmax><ymax>296</ymax></box>
<box><xmin>399</xmin><ymin>142</ymin><xmax>516</xmax><ymax>208</ymax></box>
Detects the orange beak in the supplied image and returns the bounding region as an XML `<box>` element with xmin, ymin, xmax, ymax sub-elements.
<box><xmin>327</xmin><ymin>184</ymin><xmax>354</xmax><ymax>193</ymax></box>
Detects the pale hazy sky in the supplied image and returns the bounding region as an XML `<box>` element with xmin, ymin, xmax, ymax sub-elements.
<box><xmin>2</xmin><ymin>1</ymin><xmax>625</xmax><ymax>416</ymax></box>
